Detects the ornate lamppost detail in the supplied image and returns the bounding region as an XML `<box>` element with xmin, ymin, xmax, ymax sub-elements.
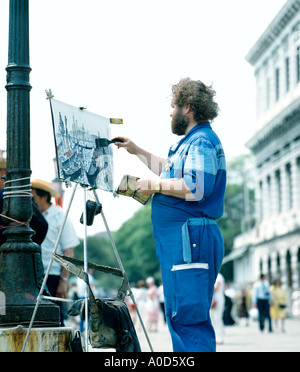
<box><xmin>0</xmin><ymin>0</ymin><xmax>59</xmax><ymax>327</ymax></box>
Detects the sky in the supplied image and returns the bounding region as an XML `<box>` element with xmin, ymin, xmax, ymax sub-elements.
<box><xmin>0</xmin><ymin>0</ymin><xmax>287</xmax><ymax>237</ymax></box>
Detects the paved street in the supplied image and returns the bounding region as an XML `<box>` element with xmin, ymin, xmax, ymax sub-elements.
<box><xmin>135</xmin><ymin>317</ymin><xmax>300</xmax><ymax>352</ymax></box>
<box><xmin>216</xmin><ymin>317</ymin><xmax>300</xmax><ymax>352</ymax></box>
<box><xmin>90</xmin><ymin>313</ymin><xmax>299</xmax><ymax>352</ymax></box>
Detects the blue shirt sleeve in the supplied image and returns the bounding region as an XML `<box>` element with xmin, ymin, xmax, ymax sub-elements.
<box><xmin>183</xmin><ymin>139</ymin><xmax>218</xmax><ymax>202</ymax></box>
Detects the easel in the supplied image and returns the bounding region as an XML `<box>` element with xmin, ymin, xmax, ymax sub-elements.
<box><xmin>22</xmin><ymin>91</ymin><xmax>154</xmax><ymax>352</ymax></box>
<box><xmin>22</xmin><ymin>180</ymin><xmax>154</xmax><ymax>353</ymax></box>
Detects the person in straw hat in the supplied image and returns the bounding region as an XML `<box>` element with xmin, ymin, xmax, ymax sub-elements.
<box><xmin>0</xmin><ymin>157</ymin><xmax>7</xmax><ymax>191</ymax></box>
<box><xmin>0</xmin><ymin>159</ymin><xmax>48</xmax><ymax>247</ymax></box>
<box><xmin>31</xmin><ymin>178</ymin><xmax>80</xmax><ymax>325</ymax></box>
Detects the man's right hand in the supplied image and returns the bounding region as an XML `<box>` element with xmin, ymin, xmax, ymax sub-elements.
<box><xmin>112</xmin><ymin>136</ymin><xmax>138</xmax><ymax>155</ymax></box>
<box><xmin>112</xmin><ymin>136</ymin><xmax>166</xmax><ymax>176</ymax></box>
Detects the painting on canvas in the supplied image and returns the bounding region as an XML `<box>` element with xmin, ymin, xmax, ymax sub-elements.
<box><xmin>50</xmin><ymin>99</ymin><xmax>114</xmax><ymax>192</ymax></box>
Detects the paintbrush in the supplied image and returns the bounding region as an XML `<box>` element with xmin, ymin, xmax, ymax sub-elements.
<box><xmin>95</xmin><ymin>138</ymin><xmax>120</xmax><ymax>148</ymax></box>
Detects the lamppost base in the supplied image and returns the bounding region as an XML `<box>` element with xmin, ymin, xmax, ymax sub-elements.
<box><xmin>0</xmin><ymin>304</ymin><xmax>60</xmax><ymax>328</ymax></box>
<box><xmin>0</xmin><ymin>246</ymin><xmax>61</xmax><ymax>327</ymax></box>
<box><xmin>0</xmin><ymin>326</ymin><xmax>73</xmax><ymax>352</ymax></box>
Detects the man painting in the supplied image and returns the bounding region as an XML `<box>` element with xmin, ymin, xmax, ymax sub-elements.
<box><xmin>114</xmin><ymin>78</ymin><xmax>226</xmax><ymax>352</ymax></box>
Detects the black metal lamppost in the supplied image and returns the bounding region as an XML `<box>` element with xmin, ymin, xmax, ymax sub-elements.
<box><xmin>0</xmin><ymin>0</ymin><xmax>59</xmax><ymax>327</ymax></box>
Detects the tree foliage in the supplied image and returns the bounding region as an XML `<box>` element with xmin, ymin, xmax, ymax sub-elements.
<box><xmin>112</xmin><ymin>204</ymin><xmax>160</xmax><ymax>283</ymax></box>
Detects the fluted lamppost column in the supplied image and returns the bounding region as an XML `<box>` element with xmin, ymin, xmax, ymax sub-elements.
<box><xmin>0</xmin><ymin>0</ymin><xmax>59</xmax><ymax>327</ymax></box>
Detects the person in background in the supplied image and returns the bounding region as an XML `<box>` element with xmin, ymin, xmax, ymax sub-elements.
<box><xmin>145</xmin><ymin>277</ymin><xmax>160</xmax><ymax>332</ymax></box>
<box><xmin>158</xmin><ymin>281</ymin><xmax>166</xmax><ymax>324</ymax></box>
<box><xmin>0</xmin><ymin>157</ymin><xmax>6</xmax><ymax>191</ymax></box>
<box><xmin>126</xmin><ymin>282</ymin><xmax>138</xmax><ymax>325</ymax></box>
<box><xmin>211</xmin><ymin>273</ymin><xmax>225</xmax><ymax>344</ymax></box>
<box><xmin>135</xmin><ymin>280</ymin><xmax>148</xmax><ymax>331</ymax></box>
<box><xmin>237</xmin><ymin>288</ymin><xmax>250</xmax><ymax>327</ymax></box>
<box><xmin>252</xmin><ymin>274</ymin><xmax>273</xmax><ymax>333</ymax></box>
<box><xmin>270</xmin><ymin>279</ymin><xmax>287</xmax><ymax>333</ymax></box>
<box><xmin>223</xmin><ymin>282</ymin><xmax>236</xmax><ymax>326</ymax></box>
<box><xmin>0</xmin><ymin>158</ymin><xmax>48</xmax><ymax>247</ymax></box>
<box><xmin>31</xmin><ymin>178</ymin><xmax>80</xmax><ymax>325</ymax></box>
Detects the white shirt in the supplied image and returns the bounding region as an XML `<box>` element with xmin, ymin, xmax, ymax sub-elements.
<box><xmin>252</xmin><ymin>279</ymin><xmax>273</xmax><ymax>304</ymax></box>
<box><xmin>42</xmin><ymin>204</ymin><xmax>80</xmax><ymax>276</ymax></box>
<box><xmin>158</xmin><ymin>285</ymin><xmax>165</xmax><ymax>303</ymax></box>
<box><xmin>214</xmin><ymin>273</ymin><xmax>225</xmax><ymax>304</ymax></box>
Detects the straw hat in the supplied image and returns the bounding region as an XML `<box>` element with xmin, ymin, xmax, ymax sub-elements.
<box><xmin>0</xmin><ymin>158</ymin><xmax>6</xmax><ymax>170</ymax></box>
<box><xmin>31</xmin><ymin>178</ymin><xmax>60</xmax><ymax>198</ymax></box>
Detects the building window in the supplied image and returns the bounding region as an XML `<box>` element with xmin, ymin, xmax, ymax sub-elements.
<box><xmin>297</xmin><ymin>157</ymin><xmax>300</xmax><ymax>209</ymax></box>
<box><xmin>266</xmin><ymin>78</ymin><xmax>270</xmax><ymax>110</ymax></box>
<box><xmin>286</xmin><ymin>163</ymin><xmax>293</xmax><ymax>210</ymax></box>
<box><xmin>285</xmin><ymin>57</ymin><xmax>290</xmax><ymax>92</ymax></box>
<box><xmin>259</xmin><ymin>180</ymin><xmax>263</xmax><ymax>221</ymax></box>
<box><xmin>298</xmin><ymin>248</ymin><xmax>300</xmax><ymax>289</ymax></box>
<box><xmin>297</xmin><ymin>46</ymin><xmax>300</xmax><ymax>83</ymax></box>
<box><xmin>276</xmin><ymin>253</ymin><xmax>281</xmax><ymax>278</ymax></box>
<box><xmin>286</xmin><ymin>250</ymin><xmax>293</xmax><ymax>289</ymax></box>
<box><xmin>275</xmin><ymin>169</ymin><xmax>281</xmax><ymax>214</ymax></box>
<box><xmin>259</xmin><ymin>258</ymin><xmax>263</xmax><ymax>275</ymax></box>
<box><xmin>268</xmin><ymin>256</ymin><xmax>272</xmax><ymax>283</ymax></box>
<box><xmin>266</xmin><ymin>175</ymin><xmax>271</xmax><ymax>217</ymax></box>
<box><xmin>275</xmin><ymin>68</ymin><xmax>280</xmax><ymax>102</ymax></box>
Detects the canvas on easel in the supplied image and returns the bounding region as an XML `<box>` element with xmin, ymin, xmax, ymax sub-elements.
<box><xmin>50</xmin><ymin>98</ymin><xmax>114</xmax><ymax>192</ymax></box>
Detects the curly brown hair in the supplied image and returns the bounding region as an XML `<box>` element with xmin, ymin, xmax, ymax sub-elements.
<box><xmin>172</xmin><ymin>78</ymin><xmax>219</xmax><ymax>123</ymax></box>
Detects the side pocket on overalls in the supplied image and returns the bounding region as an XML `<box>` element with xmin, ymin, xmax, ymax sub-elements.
<box><xmin>171</xmin><ymin>262</ymin><xmax>209</xmax><ymax>325</ymax></box>
<box><xmin>171</xmin><ymin>218</ymin><xmax>212</xmax><ymax>326</ymax></box>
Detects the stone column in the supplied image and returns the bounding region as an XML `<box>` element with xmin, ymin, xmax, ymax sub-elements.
<box><xmin>269</xmin><ymin>172</ymin><xmax>278</xmax><ymax>216</ymax></box>
<box><xmin>291</xmin><ymin>246</ymin><xmax>299</xmax><ymax>291</ymax></box>
<box><xmin>290</xmin><ymin>156</ymin><xmax>300</xmax><ymax>211</ymax></box>
<box><xmin>255</xmin><ymin>180</ymin><xmax>263</xmax><ymax>225</ymax></box>
<box><xmin>280</xmin><ymin>163</ymin><xmax>289</xmax><ymax>213</ymax></box>
<box><xmin>279</xmin><ymin>250</ymin><xmax>287</xmax><ymax>288</ymax></box>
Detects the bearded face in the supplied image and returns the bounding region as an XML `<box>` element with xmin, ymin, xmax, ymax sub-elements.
<box><xmin>171</xmin><ymin>106</ymin><xmax>189</xmax><ymax>136</ymax></box>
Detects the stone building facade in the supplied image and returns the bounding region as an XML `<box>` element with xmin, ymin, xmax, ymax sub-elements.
<box><xmin>228</xmin><ymin>0</ymin><xmax>300</xmax><ymax>302</ymax></box>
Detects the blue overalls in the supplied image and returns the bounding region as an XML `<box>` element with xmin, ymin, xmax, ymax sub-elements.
<box><xmin>151</xmin><ymin>123</ymin><xmax>226</xmax><ymax>352</ymax></box>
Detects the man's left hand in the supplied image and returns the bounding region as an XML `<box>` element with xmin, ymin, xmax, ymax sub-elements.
<box><xmin>136</xmin><ymin>178</ymin><xmax>160</xmax><ymax>195</ymax></box>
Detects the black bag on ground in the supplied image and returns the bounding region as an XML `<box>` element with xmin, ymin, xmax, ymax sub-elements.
<box><xmin>71</xmin><ymin>331</ymin><xmax>84</xmax><ymax>352</ymax></box>
<box><xmin>53</xmin><ymin>254</ymin><xmax>141</xmax><ymax>352</ymax></box>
